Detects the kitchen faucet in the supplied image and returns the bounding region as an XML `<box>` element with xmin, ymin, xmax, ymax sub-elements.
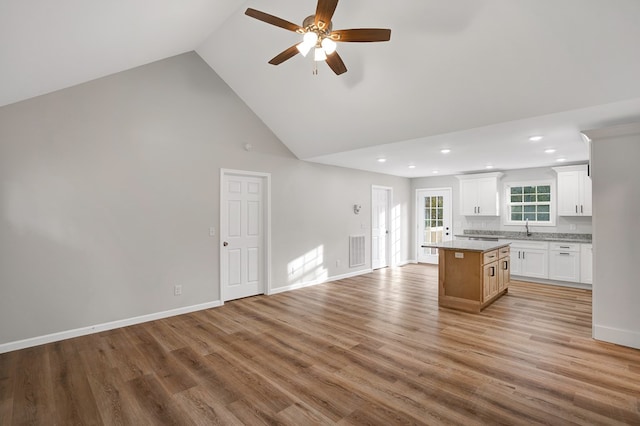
<box><xmin>525</xmin><ymin>220</ymin><xmax>532</xmax><ymax>237</ymax></box>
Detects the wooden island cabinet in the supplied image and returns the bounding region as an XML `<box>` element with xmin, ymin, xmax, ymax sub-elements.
<box><xmin>423</xmin><ymin>241</ymin><xmax>510</xmax><ymax>313</ymax></box>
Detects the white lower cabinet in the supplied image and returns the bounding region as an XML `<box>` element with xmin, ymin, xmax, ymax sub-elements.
<box><xmin>549</xmin><ymin>243</ymin><xmax>580</xmax><ymax>282</ymax></box>
<box><xmin>580</xmin><ymin>244</ymin><xmax>593</xmax><ymax>284</ymax></box>
<box><xmin>505</xmin><ymin>240</ymin><xmax>549</xmax><ymax>280</ymax></box>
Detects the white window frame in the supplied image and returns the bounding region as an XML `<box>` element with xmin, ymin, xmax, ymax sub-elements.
<box><xmin>503</xmin><ymin>180</ymin><xmax>556</xmax><ymax>227</ymax></box>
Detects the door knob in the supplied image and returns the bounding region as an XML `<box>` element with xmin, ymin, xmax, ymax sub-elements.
<box><xmin>223</xmin><ymin>241</ymin><xmax>228</xmax><ymax>247</ymax></box>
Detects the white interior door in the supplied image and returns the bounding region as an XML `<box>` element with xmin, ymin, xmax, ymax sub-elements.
<box><xmin>417</xmin><ymin>188</ymin><xmax>452</xmax><ymax>264</ymax></box>
<box><xmin>221</xmin><ymin>171</ymin><xmax>268</xmax><ymax>301</ymax></box>
<box><xmin>372</xmin><ymin>187</ymin><xmax>391</xmax><ymax>270</ymax></box>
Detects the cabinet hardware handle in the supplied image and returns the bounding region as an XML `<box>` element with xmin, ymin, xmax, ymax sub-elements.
<box><xmin>575</xmin><ymin>205</ymin><xmax>578</xmax><ymax>213</ymax></box>
<box><xmin>518</xmin><ymin>251</ymin><xmax>521</xmax><ymax>259</ymax></box>
<box><xmin>560</xmin><ymin>252</ymin><xmax>570</xmax><ymax>255</ymax></box>
<box><xmin>490</xmin><ymin>266</ymin><xmax>495</xmax><ymax>277</ymax></box>
<box><xmin>560</xmin><ymin>246</ymin><xmax>570</xmax><ymax>249</ymax></box>
<box><xmin>581</xmin><ymin>205</ymin><xmax>583</xmax><ymax>214</ymax></box>
<box><xmin>523</xmin><ymin>252</ymin><xmax>525</xmax><ymax>260</ymax></box>
<box><xmin>503</xmin><ymin>261</ymin><xmax>508</xmax><ymax>270</ymax></box>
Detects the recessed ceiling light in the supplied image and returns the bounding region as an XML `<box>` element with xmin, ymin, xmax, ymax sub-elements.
<box><xmin>556</xmin><ymin>158</ymin><xmax>567</xmax><ymax>162</ymax></box>
<box><xmin>440</xmin><ymin>149</ymin><xmax>451</xmax><ymax>154</ymax></box>
<box><xmin>432</xmin><ymin>170</ymin><xmax>439</xmax><ymax>174</ymax></box>
<box><xmin>529</xmin><ymin>135</ymin><xmax>544</xmax><ymax>142</ymax></box>
<box><xmin>377</xmin><ymin>158</ymin><xmax>387</xmax><ymax>163</ymax></box>
<box><xmin>485</xmin><ymin>165</ymin><xmax>494</xmax><ymax>169</ymax></box>
<box><xmin>408</xmin><ymin>165</ymin><xmax>416</xmax><ymax>169</ymax></box>
<box><xmin>544</xmin><ymin>149</ymin><xmax>556</xmax><ymax>154</ymax></box>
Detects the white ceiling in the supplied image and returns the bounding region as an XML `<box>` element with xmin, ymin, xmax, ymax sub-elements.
<box><xmin>3</xmin><ymin>0</ymin><xmax>640</xmax><ymax>177</ymax></box>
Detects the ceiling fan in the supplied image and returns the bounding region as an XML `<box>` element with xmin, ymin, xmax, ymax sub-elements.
<box><xmin>245</xmin><ymin>0</ymin><xmax>391</xmax><ymax>75</ymax></box>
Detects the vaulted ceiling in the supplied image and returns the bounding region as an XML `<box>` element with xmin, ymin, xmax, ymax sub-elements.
<box><xmin>3</xmin><ymin>0</ymin><xmax>640</xmax><ymax>177</ymax></box>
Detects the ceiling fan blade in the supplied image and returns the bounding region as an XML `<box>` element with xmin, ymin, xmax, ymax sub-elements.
<box><xmin>325</xmin><ymin>52</ymin><xmax>347</xmax><ymax>75</ymax></box>
<box><xmin>268</xmin><ymin>44</ymin><xmax>300</xmax><ymax>65</ymax></box>
<box><xmin>314</xmin><ymin>0</ymin><xmax>339</xmax><ymax>30</ymax></box>
<box><xmin>331</xmin><ymin>28</ymin><xmax>391</xmax><ymax>42</ymax></box>
<box><xmin>245</xmin><ymin>8</ymin><xmax>303</xmax><ymax>33</ymax></box>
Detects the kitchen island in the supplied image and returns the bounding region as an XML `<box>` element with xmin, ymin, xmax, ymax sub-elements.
<box><xmin>423</xmin><ymin>240</ymin><xmax>511</xmax><ymax>313</ymax></box>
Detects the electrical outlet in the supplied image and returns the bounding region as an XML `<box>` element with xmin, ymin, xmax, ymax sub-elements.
<box><xmin>209</xmin><ymin>227</ymin><xmax>216</xmax><ymax>237</ymax></box>
<box><xmin>569</xmin><ymin>224</ymin><xmax>577</xmax><ymax>231</ymax></box>
<box><xmin>174</xmin><ymin>285</ymin><xmax>182</xmax><ymax>296</ymax></box>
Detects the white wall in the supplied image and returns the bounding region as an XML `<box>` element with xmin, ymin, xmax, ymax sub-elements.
<box><xmin>410</xmin><ymin>166</ymin><xmax>593</xmax><ymax>259</ymax></box>
<box><xmin>0</xmin><ymin>52</ymin><xmax>411</xmax><ymax>348</ymax></box>
<box><xmin>586</xmin><ymin>123</ymin><xmax>640</xmax><ymax>349</ymax></box>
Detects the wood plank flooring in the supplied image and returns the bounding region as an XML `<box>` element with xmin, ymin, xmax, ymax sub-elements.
<box><xmin>1</xmin><ymin>264</ymin><xmax>639</xmax><ymax>425</ymax></box>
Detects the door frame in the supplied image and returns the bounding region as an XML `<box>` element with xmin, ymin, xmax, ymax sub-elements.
<box><xmin>371</xmin><ymin>185</ymin><xmax>393</xmax><ymax>269</ymax></box>
<box><xmin>219</xmin><ymin>168</ymin><xmax>272</xmax><ymax>303</ymax></box>
<box><xmin>415</xmin><ymin>187</ymin><xmax>453</xmax><ymax>264</ymax></box>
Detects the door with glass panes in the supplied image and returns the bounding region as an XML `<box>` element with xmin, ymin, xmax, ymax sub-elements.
<box><xmin>417</xmin><ymin>188</ymin><xmax>452</xmax><ymax>264</ymax></box>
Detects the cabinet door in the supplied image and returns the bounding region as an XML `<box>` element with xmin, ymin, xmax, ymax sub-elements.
<box><xmin>549</xmin><ymin>251</ymin><xmax>580</xmax><ymax>282</ymax></box>
<box><xmin>477</xmin><ymin>178</ymin><xmax>499</xmax><ymax>216</ymax></box>
<box><xmin>499</xmin><ymin>258</ymin><xmax>510</xmax><ymax>291</ymax></box>
<box><xmin>580</xmin><ymin>244</ymin><xmax>593</xmax><ymax>284</ymax></box>
<box><xmin>510</xmin><ymin>251</ymin><xmax>522</xmax><ymax>275</ymax></box>
<box><xmin>557</xmin><ymin>171</ymin><xmax>582</xmax><ymax>216</ymax></box>
<box><xmin>483</xmin><ymin>262</ymin><xmax>498</xmax><ymax>302</ymax></box>
<box><xmin>460</xmin><ymin>179</ymin><xmax>478</xmax><ymax>215</ymax></box>
<box><xmin>521</xmin><ymin>249</ymin><xmax>548</xmax><ymax>279</ymax></box>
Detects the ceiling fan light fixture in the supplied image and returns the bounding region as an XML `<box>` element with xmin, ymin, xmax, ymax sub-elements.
<box><xmin>314</xmin><ymin>47</ymin><xmax>327</xmax><ymax>61</ymax></box>
<box><xmin>296</xmin><ymin>31</ymin><xmax>318</xmax><ymax>56</ymax></box>
<box><xmin>321</xmin><ymin>37</ymin><xmax>337</xmax><ymax>55</ymax></box>
<box><xmin>296</xmin><ymin>41</ymin><xmax>313</xmax><ymax>57</ymax></box>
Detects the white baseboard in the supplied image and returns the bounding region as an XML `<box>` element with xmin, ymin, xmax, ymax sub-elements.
<box><xmin>269</xmin><ymin>268</ymin><xmax>373</xmax><ymax>295</ymax></box>
<box><xmin>593</xmin><ymin>325</ymin><xmax>640</xmax><ymax>350</ymax></box>
<box><xmin>0</xmin><ymin>300</ymin><xmax>222</xmax><ymax>354</ymax></box>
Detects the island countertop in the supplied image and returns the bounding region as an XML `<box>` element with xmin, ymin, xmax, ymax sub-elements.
<box><xmin>422</xmin><ymin>240</ymin><xmax>510</xmax><ymax>252</ymax></box>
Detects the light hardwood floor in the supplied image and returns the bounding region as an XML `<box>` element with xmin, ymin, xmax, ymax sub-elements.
<box><xmin>1</xmin><ymin>264</ymin><xmax>639</xmax><ymax>425</ymax></box>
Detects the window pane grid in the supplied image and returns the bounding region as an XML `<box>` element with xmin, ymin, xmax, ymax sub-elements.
<box><xmin>423</xmin><ymin>196</ymin><xmax>444</xmax><ymax>250</ymax></box>
<box><xmin>507</xmin><ymin>184</ymin><xmax>552</xmax><ymax>224</ymax></box>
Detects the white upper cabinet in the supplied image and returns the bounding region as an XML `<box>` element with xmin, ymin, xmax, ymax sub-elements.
<box><xmin>457</xmin><ymin>172</ymin><xmax>504</xmax><ymax>216</ymax></box>
<box><xmin>553</xmin><ymin>165</ymin><xmax>592</xmax><ymax>216</ymax></box>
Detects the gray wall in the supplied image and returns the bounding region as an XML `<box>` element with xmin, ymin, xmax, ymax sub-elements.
<box><xmin>588</xmin><ymin>123</ymin><xmax>640</xmax><ymax>349</ymax></box>
<box><xmin>0</xmin><ymin>52</ymin><xmax>411</xmax><ymax>346</ymax></box>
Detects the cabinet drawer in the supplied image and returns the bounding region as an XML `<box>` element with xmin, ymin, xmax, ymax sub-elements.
<box><xmin>498</xmin><ymin>246</ymin><xmax>510</xmax><ymax>259</ymax></box>
<box><xmin>549</xmin><ymin>242</ymin><xmax>580</xmax><ymax>252</ymax></box>
<box><xmin>483</xmin><ymin>250</ymin><xmax>499</xmax><ymax>264</ymax></box>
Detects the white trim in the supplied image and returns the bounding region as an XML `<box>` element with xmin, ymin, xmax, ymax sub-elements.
<box><xmin>270</xmin><ymin>269</ymin><xmax>373</xmax><ymax>295</ymax></box>
<box><xmin>371</xmin><ymin>185</ymin><xmax>393</xmax><ymax>269</ymax></box>
<box><xmin>0</xmin><ymin>300</ymin><xmax>222</xmax><ymax>355</ymax></box>
<box><xmin>593</xmin><ymin>325</ymin><xmax>640</xmax><ymax>350</ymax></box>
<box><xmin>220</xmin><ymin>169</ymin><xmax>272</xmax><ymax>301</ymax></box>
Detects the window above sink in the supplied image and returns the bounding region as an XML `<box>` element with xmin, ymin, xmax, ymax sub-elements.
<box><xmin>504</xmin><ymin>180</ymin><xmax>556</xmax><ymax>227</ymax></box>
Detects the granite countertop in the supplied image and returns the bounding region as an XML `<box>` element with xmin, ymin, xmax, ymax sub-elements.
<box><xmin>422</xmin><ymin>240</ymin><xmax>510</xmax><ymax>252</ymax></box>
<box><xmin>457</xmin><ymin>230</ymin><xmax>592</xmax><ymax>243</ymax></box>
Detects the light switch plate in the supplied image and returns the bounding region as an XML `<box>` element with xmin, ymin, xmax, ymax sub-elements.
<box><xmin>209</xmin><ymin>227</ymin><xmax>216</xmax><ymax>236</ymax></box>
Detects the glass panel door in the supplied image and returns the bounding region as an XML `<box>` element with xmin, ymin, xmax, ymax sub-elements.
<box><xmin>417</xmin><ymin>188</ymin><xmax>452</xmax><ymax>264</ymax></box>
